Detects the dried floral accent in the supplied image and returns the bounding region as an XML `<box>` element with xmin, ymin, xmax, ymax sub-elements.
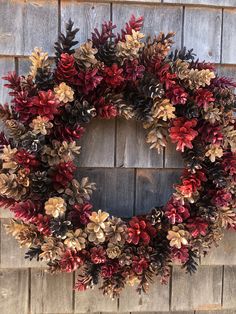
<box><xmin>45</xmin><ymin>197</ymin><xmax>67</xmax><ymax>218</ymax></box>
<box><xmin>167</xmin><ymin>226</ymin><xmax>189</xmax><ymax>249</ymax></box>
<box><xmin>74</xmin><ymin>40</ymin><xmax>98</xmax><ymax>68</ymax></box>
<box><xmin>64</xmin><ymin>228</ymin><xmax>87</xmax><ymax>251</ymax></box>
<box><xmin>87</xmin><ymin>210</ymin><xmax>110</xmax><ymax>244</ymax></box>
<box><xmin>30</xmin><ymin>116</ymin><xmax>53</xmax><ymax>135</ymax></box>
<box><xmin>205</xmin><ymin>144</ymin><xmax>224</xmax><ymax>162</ymax></box>
<box><xmin>54</xmin><ymin>82</ymin><xmax>74</xmax><ymax>103</ymax></box>
<box><xmin>29</xmin><ymin>47</ymin><xmax>49</xmax><ymax>78</ymax></box>
<box><xmin>116</xmin><ymin>30</ymin><xmax>145</xmax><ymax>61</ymax></box>
<box><xmin>106</xmin><ymin>243</ymin><xmax>122</xmax><ymax>259</ymax></box>
<box><xmin>151</xmin><ymin>98</ymin><xmax>176</xmax><ymax>121</ymax></box>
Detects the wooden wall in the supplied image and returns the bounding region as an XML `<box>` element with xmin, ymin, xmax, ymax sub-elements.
<box><xmin>0</xmin><ymin>0</ymin><xmax>236</xmax><ymax>313</ymax></box>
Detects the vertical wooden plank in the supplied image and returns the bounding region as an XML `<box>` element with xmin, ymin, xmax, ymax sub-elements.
<box><xmin>0</xmin><ymin>57</ymin><xmax>15</xmax><ymax>104</ymax></box>
<box><xmin>31</xmin><ymin>269</ymin><xmax>73</xmax><ymax>314</ymax></box>
<box><xmin>164</xmin><ymin>141</ymin><xmax>184</xmax><ymax>168</ymax></box>
<box><xmin>222</xmin><ymin>9</ymin><xmax>236</xmax><ymax>64</ymax></box>
<box><xmin>171</xmin><ymin>266</ymin><xmax>222</xmax><ymax>311</ymax></box>
<box><xmin>0</xmin><ymin>269</ymin><xmax>29</xmax><ymax>314</ymax></box>
<box><xmin>223</xmin><ymin>266</ymin><xmax>236</xmax><ymax>309</ymax></box>
<box><xmin>163</xmin><ymin>0</ymin><xmax>236</xmax><ymax>6</ymax></box>
<box><xmin>201</xmin><ymin>231</ymin><xmax>236</xmax><ymax>265</ymax></box>
<box><xmin>0</xmin><ymin>0</ymin><xmax>24</xmax><ymax>55</ymax></box>
<box><xmin>118</xmin><ymin>277</ymin><xmax>170</xmax><ymax>312</ymax></box>
<box><xmin>112</xmin><ymin>4</ymin><xmax>183</xmax><ymax>50</ymax></box>
<box><xmin>135</xmin><ymin>169</ymin><xmax>182</xmax><ymax>215</ymax></box>
<box><xmin>61</xmin><ymin>1</ymin><xmax>111</xmax><ymax>44</ymax></box>
<box><xmin>74</xmin><ymin>281</ymin><xmax>118</xmax><ymax>313</ymax></box>
<box><xmin>0</xmin><ymin>219</ymin><xmax>45</xmax><ymax>268</ymax></box>
<box><xmin>77</xmin><ymin>119</ymin><xmax>115</xmax><ymax>167</ymax></box>
<box><xmin>116</xmin><ymin>118</ymin><xmax>163</xmax><ymax>168</ymax></box>
<box><xmin>23</xmin><ymin>0</ymin><xmax>58</xmax><ymax>56</ymax></box>
<box><xmin>77</xmin><ymin>168</ymin><xmax>134</xmax><ymax>218</ymax></box>
<box><xmin>184</xmin><ymin>7</ymin><xmax>222</xmax><ymax>63</ymax></box>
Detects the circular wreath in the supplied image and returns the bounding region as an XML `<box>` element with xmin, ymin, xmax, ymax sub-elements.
<box><xmin>0</xmin><ymin>16</ymin><xmax>235</xmax><ymax>298</ymax></box>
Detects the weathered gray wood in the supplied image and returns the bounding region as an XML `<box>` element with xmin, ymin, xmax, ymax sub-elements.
<box><xmin>223</xmin><ymin>10</ymin><xmax>236</xmax><ymax>64</ymax></box>
<box><xmin>223</xmin><ymin>266</ymin><xmax>236</xmax><ymax>309</ymax></box>
<box><xmin>77</xmin><ymin>168</ymin><xmax>134</xmax><ymax>217</ymax></box>
<box><xmin>201</xmin><ymin>231</ymin><xmax>236</xmax><ymax>265</ymax></box>
<box><xmin>135</xmin><ymin>169</ymin><xmax>182</xmax><ymax>215</ymax></box>
<box><xmin>77</xmin><ymin>119</ymin><xmax>115</xmax><ymax>167</ymax></box>
<box><xmin>164</xmin><ymin>141</ymin><xmax>184</xmax><ymax>168</ymax></box>
<box><xmin>184</xmin><ymin>7</ymin><xmax>222</xmax><ymax>63</ymax></box>
<box><xmin>0</xmin><ymin>57</ymin><xmax>15</xmax><ymax>104</ymax></box>
<box><xmin>113</xmin><ymin>4</ymin><xmax>183</xmax><ymax>50</ymax></box>
<box><xmin>74</xmin><ymin>279</ymin><xmax>118</xmax><ymax>313</ymax></box>
<box><xmin>61</xmin><ymin>1</ymin><xmax>111</xmax><ymax>45</ymax></box>
<box><xmin>23</xmin><ymin>0</ymin><xmax>58</xmax><ymax>56</ymax></box>
<box><xmin>31</xmin><ymin>269</ymin><xmax>73</xmax><ymax>314</ymax></box>
<box><xmin>163</xmin><ymin>0</ymin><xmax>236</xmax><ymax>6</ymax></box>
<box><xmin>118</xmin><ymin>277</ymin><xmax>170</xmax><ymax>312</ymax></box>
<box><xmin>0</xmin><ymin>219</ymin><xmax>45</xmax><ymax>268</ymax></box>
<box><xmin>0</xmin><ymin>269</ymin><xmax>29</xmax><ymax>314</ymax></box>
<box><xmin>0</xmin><ymin>1</ymin><xmax>24</xmax><ymax>55</ymax></box>
<box><xmin>0</xmin><ymin>207</ymin><xmax>13</xmax><ymax>218</ymax></box>
<box><xmin>196</xmin><ymin>310</ymin><xmax>236</xmax><ymax>314</ymax></box>
<box><xmin>216</xmin><ymin>65</ymin><xmax>236</xmax><ymax>79</ymax></box>
<box><xmin>171</xmin><ymin>266</ymin><xmax>223</xmax><ymax>311</ymax></box>
<box><xmin>116</xmin><ymin>118</ymin><xmax>164</xmax><ymax>168</ymax></box>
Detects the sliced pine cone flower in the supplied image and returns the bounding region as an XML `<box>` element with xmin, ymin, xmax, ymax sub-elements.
<box><xmin>30</xmin><ymin>116</ymin><xmax>53</xmax><ymax>135</ymax></box>
<box><xmin>87</xmin><ymin>210</ymin><xmax>110</xmax><ymax>244</ymax></box>
<box><xmin>39</xmin><ymin>237</ymin><xmax>64</xmax><ymax>261</ymax></box>
<box><xmin>74</xmin><ymin>40</ymin><xmax>98</xmax><ymax>69</ymax></box>
<box><xmin>54</xmin><ymin>82</ymin><xmax>74</xmax><ymax>103</ymax></box>
<box><xmin>167</xmin><ymin>226</ymin><xmax>189</xmax><ymax>249</ymax></box>
<box><xmin>44</xmin><ymin>197</ymin><xmax>67</xmax><ymax>218</ymax></box>
<box><xmin>64</xmin><ymin>228</ymin><xmax>87</xmax><ymax>251</ymax></box>
<box><xmin>103</xmin><ymin>63</ymin><xmax>124</xmax><ymax>87</ymax></box>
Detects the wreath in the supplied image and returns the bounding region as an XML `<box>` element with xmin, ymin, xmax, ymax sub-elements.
<box><xmin>0</xmin><ymin>16</ymin><xmax>235</xmax><ymax>298</ymax></box>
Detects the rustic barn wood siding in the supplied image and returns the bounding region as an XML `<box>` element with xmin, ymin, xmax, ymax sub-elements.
<box><xmin>0</xmin><ymin>0</ymin><xmax>236</xmax><ymax>313</ymax></box>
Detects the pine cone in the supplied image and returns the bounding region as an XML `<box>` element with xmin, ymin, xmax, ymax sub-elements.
<box><xmin>64</xmin><ymin>228</ymin><xmax>87</xmax><ymax>250</ymax></box>
<box><xmin>207</xmin><ymin>161</ymin><xmax>227</xmax><ymax>188</ymax></box>
<box><xmin>105</xmin><ymin>216</ymin><xmax>127</xmax><ymax>245</ymax></box>
<box><xmin>39</xmin><ymin>237</ymin><xmax>64</xmax><ymax>261</ymax></box>
<box><xmin>29</xmin><ymin>47</ymin><xmax>49</xmax><ymax>79</ymax></box>
<box><xmin>126</xmin><ymin>91</ymin><xmax>153</xmax><ymax>122</ymax></box>
<box><xmin>106</xmin><ymin>93</ymin><xmax>135</xmax><ymax>120</ymax></box>
<box><xmin>50</xmin><ymin>218</ymin><xmax>71</xmax><ymax>239</ymax></box>
<box><xmin>74</xmin><ymin>40</ymin><xmax>98</xmax><ymax>69</ymax></box>
<box><xmin>0</xmin><ymin>103</ymin><xmax>12</xmax><ymax>122</ymax></box>
<box><xmin>87</xmin><ymin>210</ymin><xmax>110</xmax><ymax>244</ymax></box>
<box><xmin>30</xmin><ymin>171</ymin><xmax>51</xmax><ymax>194</ymax></box>
<box><xmin>146</xmin><ymin>207</ymin><xmax>164</xmax><ymax>226</ymax></box>
<box><xmin>61</xmin><ymin>99</ymin><xmax>96</xmax><ymax>125</ymax></box>
<box><xmin>35</xmin><ymin>67</ymin><xmax>54</xmax><ymax>91</ymax></box>
<box><xmin>55</xmin><ymin>53</ymin><xmax>79</xmax><ymax>86</ymax></box>
<box><xmin>19</xmin><ymin>131</ymin><xmax>45</xmax><ymax>153</ymax></box>
<box><xmin>5</xmin><ymin>119</ymin><xmax>25</xmax><ymax>139</ymax></box>
<box><xmin>0</xmin><ymin>173</ymin><xmax>27</xmax><ymax>200</ymax></box>
<box><xmin>96</xmin><ymin>42</ymin><xmax>117</xmax><ymax>66</ymax></box>
<box><xmin>140</xmin><ymin>74</ymin><xmax>164</xmax><ymax>99</ymax></box>
<box><xmin>54</xmin><ymin>19</ymin><xmax>79</xmax><ymax>61</ymax></box>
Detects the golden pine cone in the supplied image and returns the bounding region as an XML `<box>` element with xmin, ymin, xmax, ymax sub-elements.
<box><xmin>74</xmin><ymin>40</ymin><xmax>98</xmax><ymax>69</ymax></box>
<box><xmin>0</xmin><ymin>173</ymin><xmax>27</xmax><ymax>200</ymax></box>
<box><xmin>64</xmin><ymin>228</ymin><xmax>87</xmax><ymax>251</ymax></box>
<box><xmin>87</xmin><ymin>210</ymin><xmax>110</xmax><ymax>244</ymax></box>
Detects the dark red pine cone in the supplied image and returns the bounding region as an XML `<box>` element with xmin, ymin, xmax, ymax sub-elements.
<box><xmin>13</xmin><ymin>91</ymin><xmax>32</xmax><ymax>122</ymax></box>
<box><xmin>55</xmin><ymin>53</ymin><xmax>79</xmax><ymax>85</ymax></box>
<box><xmin>3</xmin><ymin>71</ymin><xmax>21</xmax><ymax>97</ymax></box>
<box><xmin>127</xmin><ymin>216</ymin><xmax>157</xmax><ymax>245</ymax></box>
<box><xmin>30</xmin><ymin>90</ymin><xmax>61</xmax><ymax>120</ymax></box>
<box><xmin>53</xmin><ymin>120</ymin><xmax>85</xmax><ymax>141</ymax></box>
<box><xmin>166</xmin><ymin>85</ymin><xmax>188</xmax><ymax>105</ymax></box>
<box><xmin>59</xmin><ymin>249</ymin><xmax>83</xmax><ymax>272</ymax></box>
<box><xmin>32</xmin><ymin>214</ymin><xmax>51</xmax><ymax>236</ymax></box>
<box><xmin>77</xmin><ymin>68</ymin><xmax>103</xmax><ymax>95</ymax></box>
<box><xmin>211</xmin><ymin>189</ymin><xmax>232</xmax><ymax>208</ymax></box>
<box><xmin>68</xmin><ymin>203</ymin><xmax>93</xmax><ymax>226</ymax></box>
<box><xmin>156</xmin><ymin>63</ymin><xmax>177</xmax><ymax>90</ymax></box>
<box><xmin>194</xmin><ymin>88</ymin><xmax>215</xmax><ymax>110</ymax></box>
<box><xmin>186</xmin><ymin>217</ymin><xmax>208</xmax><ymax>238</ymax></box>
<box><xmin>101</xmin><ymin>262</ymin><xmax>119</xmax><ymax>278</ymax></box>
<box><xmin>52</xmin><ymin>161</ymin><xmax>77</xmax><ymax>191</ymax></box>
<box><xmin>164</xmin><ymin>197</ymin><xmax>190</xmax><ymax>224</ymax></box>
<box><xmin>171</xmin><ymin>246</ymin><xmax>189</xmax><ymax>263</ymax></box>
<box><xmin>222</xmin><ymin>152</ymin><xmax>236</xmax><ymax>177</ymax></box>
<box><xmin>14</xmin><ymin>149</ymin><xmax>39</xmax><ymax>168</ymax></box>
<box><xmin>132</xmin><ymin>256</ymin><xmax>149</xmax><ymax>275</ymax></box>
<box><xmin>124</xmin><ymin>59</ymin><xmax>145</xmax><ymax>81</ymax></box>
<box><xmin>96</xmin><ymin>97</ymin><xmax>117</xmax><ymax>119</ymax></box>
<box><xmin>10</xmin><ymin>200</ymin><xmax>39</xmax><ymax>223</ymax></box>
<box><xmin>199</xmin><ymin>123</ymin><xmax>223</xmax><ymax>145</ymax></box>
<box><xmin>90</xmin><ymin>246</ymin><xmax>106</xmax><ymax>264</ymax></box>
<box><xmin>104</xmin><ymin>63</ymin><xmax>124</xmax><ymax>87</ymax></box>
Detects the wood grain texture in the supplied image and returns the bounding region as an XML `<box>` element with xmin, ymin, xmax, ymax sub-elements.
<box><xmin>0</xmin><ymin>269</ymin><xmax>29</xmax><ymax>314</ymax></box>
<box><xmin>31</xmin><ymin>270</ymin><xmax>73</xmax><ymax>314</ymax></box>
<box><xmin>171</xmin><ymin>266</ymin><xmax>223</xmax><ymax>311</ymax></box>
<box><xmin>201</xmin><ymin>231</ymin><xmax>236</xmax><ymax>265</ymax></box>
<box><xmin>74</xmin><ymin>279</ymin><xmax>118</xmax><ymax>313</ymax></box>
<box><xmin>77</xmin><ymin>119</ymin><xmax>115</xmax><ymax>167</ymax></box>
<box><xmin>116</xmin><ymin>118</ymin><xmax>164</xmax><ymax>168</ymax></box>
<box><xmin>118</xmin><ymin>277</ymin><xmax>170</xmax><ymax>312</ymax></box>
<box><xmin>223</xmin><ymin>266</ymin><xmax>236</xmax><ymax>309</ymax></box>
<box><xmin>135</xmin><ymin>169</ymin><xmax>182</xmax><ymax>214</ymax></box>
<box><xmin>222</xmin><ymin>9</ymin><xmax>236</xmax><ymax>64</ymax></box>
<box><xmin>0</xmin><ymin>57</ymin><xmax>15</xmax><ymax>104</ymax></box>
<box><xmin>163</xmin><ymin>0</ymin><xmax>236</xmax><ymax>6</ymax></box>
<box><xmin>23</xmin><ymin>0</ymin><xmax>58</xmax><ymax>56</ymax></box>
<box><xmin>0</xmin><ymin>1</ymin><xmax>24</xmax><ymax>55</ymax></box>
<box><xmin>77</xmin><ymin>168</ymin><xmax>134</xmax><ymax>217</ymax></box>
<box><xmin>61</xmin><ymin>1</ymin><xmax>111</xmax><ymax>45</ymax></box>
<box><xmin>0</xmin><ymin>219</ymin><xmax>45</xmax><ymax>268</ymax></box>
<box><xmin>164</xmin><ymin>141</ymin><xmax>184</xmax><ymax>168</ymax></box>
<box><xmin>196</xmin><ymin>311</ymin><xmax>236</xmax><ymax>314</ymax></box>
<box><xmin>113</xmin><ymin>4</ymin><xmax>183</xmax><ymax>50</ymax></box>
<box><xmin>184</xmin><ymin>7</ymin><xmax>222</xmax><ymax>63</ymax></box>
